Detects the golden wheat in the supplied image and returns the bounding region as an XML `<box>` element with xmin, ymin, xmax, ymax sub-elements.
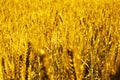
<box><xmin>0</xmin><ymin>0</ymin><xmax>120</xmax><ymax>80</ymax></box>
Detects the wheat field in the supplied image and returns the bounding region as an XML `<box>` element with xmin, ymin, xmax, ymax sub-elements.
<box><xmin>0</xmin><ymin>0</ymin><xmax>120</xmax><ymax>80</ymax></box>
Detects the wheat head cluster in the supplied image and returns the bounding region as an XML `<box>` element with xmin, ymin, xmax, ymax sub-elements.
<box><xmin>0</xmin><ymin>0</ymin><xmax>120</xmax><ymax>80</ymax></box>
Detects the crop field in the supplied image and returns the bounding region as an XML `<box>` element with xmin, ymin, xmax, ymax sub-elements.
<box><xmin>0</xmin><ymin>0</ymin><xmax>120</xmax><ymax>80</ymax></box>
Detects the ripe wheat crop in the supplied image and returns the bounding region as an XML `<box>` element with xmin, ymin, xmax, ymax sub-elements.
<box><xmin>0</xmin><ymin>0</ymin><xmax>120</xmax><ymax>80</ymax></box>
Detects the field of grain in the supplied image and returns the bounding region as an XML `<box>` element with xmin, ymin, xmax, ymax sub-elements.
<box><xmin>0</xmin><ymin>0</ymin><xmax>120</xmax><ymax>80</ymax></box>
